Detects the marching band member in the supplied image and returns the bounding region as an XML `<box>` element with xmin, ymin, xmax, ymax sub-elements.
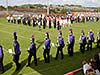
<box><xmin>0</xmin><ymin>45</ymin><xmax>4</xmax><ymax>74</ymax></box>
<box><xmin>55</xmin><ymin>30</ymin><xmax>65</xmax><ymax>60</ymax></box>
<box><xmin>79</xmin><ymin>30</ymin><xmax>87</xmax><ymax>53</ymax></box>
<box><xmin>67</xmin><ymin>29</ymin><xmax>75</xmax><ymax>56</ymax></box>
<box><xmin>87</xmin><ymin>29</ymin><xmax>94</xmax><ymax>50</ymax></box>
<box><xmin>97</xmin><ymin>31</ymin><xmax>100</xmax><ymax>48</ymax></box>
<box><xmin>26</xmin><ymin>35</ymin><xmax>37</xmax><ymax>66</ymax></box>
<box><xmin>13</xmin><ymin>32</ymin><xmax>21</xmax><ymax>70</ymax></box>
<box><xmin>43</xmin><ymin>32</ymin><xmax>51</xmax><ymax>63</ymax></box>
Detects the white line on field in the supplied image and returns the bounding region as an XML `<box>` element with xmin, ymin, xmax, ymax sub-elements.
<box><xmin>0</xmin><ymin>22</ymin><xmax>45</xmax><ymax>34</ymax></box>
<box><xmin>0</xmin><ymin>30</ymin><xmax>29</xmax><ymax>39</ymax></box>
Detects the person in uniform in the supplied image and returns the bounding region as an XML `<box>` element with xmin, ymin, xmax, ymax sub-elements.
<box><xmin>17</xmin><ymin>16</ymin><xmax>21</xmax><ymax>24</ymax></box>
<box><xmin>38</xmin><ymin>20</ymin><xmax>41</xmax><ymax>31</ymax></box>
<box><xmin>53</xmin><ymin>16</ymin><xmax>56</xmax><ymax>28</ymax></box>
<box><xmin>26</xmin><ymin>35</ymin><xmax>37</xmax><ymax>66</ymax></box>
<box><xmin>6</xmin><ymin>15</ymin><xmax>10</xmax><ymax>23</ymax></box>
<box><xmin>22</xmin><ymin>17</ymin><xmax>25</xmax><ymax>25</ymax></box>
<box><xmin>87</xmin><ymin>29</ymin><xmax>94</xmax><ymax>50</ymax></box>
<box><xmin>57</xmin><ymin>20</ymin><xmax>60</xmax><ymax>30</ymax></box>
<box><xmin>67</xmin><ymin>29</ymin><xmax>75</xmax><ymax>56</ymax></box>
<box><xmin>0</xmin><ymin>45</ymin><xmax>4</xmax><ymax>74</ymax></box>
<box><xmin>13</xmin><ymin>17</ymin><xmax>16</xmax><ymax>24</ymax></box>
<box><xmin>28</xmin><ymin>17</ymin><xmax>31</xmax><ymax>26</ymax></box>
<box><xmin>55</xmin><ymin>30</ymin><xmax>65</xmax><ymax>60</ymax></box>
<box><xmin>79</xmin><ymin>30</ymin><xmax>87</xmax><ymax>53</ymax></box>
<box><xmin>96</xmin><ymin>31</ymin><xmax>100</xmax><ymax>48</ymax></box>
<box><xmin>49</xmin><ymin>18</ymin><xmax>52</xmax><ymax>29</ymax></box>
<box><xmin>11</xmin><ymin>16</ymin><xmax>14</xmax><ymax>23</ymax></box>
<box><xmin>32</xmin><ymin>17</ymin><xmax>36</xmax><ymax>27</ymax></box>
<box><xmin>43</xmin><ymin>17</ymin><xmax>46</xmax><ymax>29</ymax></box>
<box><xmin>13</xmin><ymin>32</ymin><xmax>21</xmax><ymax>70</ymax></box>
<box><xmin>43</xmin><ymin>32</ymin><xmax>51</xmax><ymax>63</ymax></box>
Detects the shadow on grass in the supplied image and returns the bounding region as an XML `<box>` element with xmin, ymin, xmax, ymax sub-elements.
<box><xmin>36</xmin><ymin>40</ymin><xmax>44</xmax><ymax>50</ymax></box>
<box><xmin>28</xmin><ymin>47</ymin><xmax>100</xmax><ymax>75</ymax></box>
<box><xmin>10</xmin><ymin>40</ymin><xmax>43</xmax><ymax>75</ymax></box>
<box><xmin>11</xmin><ymin>58</ymin><xmax>28</xmax><ymax>75</ymax></box>
<box><xmin>4</xmin><ymin>62</ymin><xmax>13</xmax><ymax>73</ymax></box>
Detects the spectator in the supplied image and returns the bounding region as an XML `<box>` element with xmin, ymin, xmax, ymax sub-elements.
<box><xmin>93</xmin><ymin>53</ymin><xmax>100</xmax><ymax>72</ymax></box>
<box><xmin>86</xmin><ymin>68</ymin><xmax>96</xmax><ymax>75</ymax></box>
<box><xmin>82</xmin><ymin>60</ymin><xmax>91</xmax><ymax>75</ymax></box>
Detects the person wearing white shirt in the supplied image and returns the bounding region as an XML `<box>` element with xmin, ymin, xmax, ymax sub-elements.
<box><xmin>6</xmin><ymin>16</ymin><xmax>10</xmax><ymax>23</ymax></box>
<box><xmin>82</xmin><ymin>60</ymin><xmax>91</xmax><ymax>75</ymax></box>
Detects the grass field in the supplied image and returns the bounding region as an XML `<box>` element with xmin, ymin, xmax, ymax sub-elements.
<box><xmin>0</xmin><ymin>18</ymin><xmax>100</xmax><ymax>75</ymax></box>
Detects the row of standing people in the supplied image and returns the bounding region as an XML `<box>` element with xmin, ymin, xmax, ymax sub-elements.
<box><xmin>79</xmin><ymin>29</ymin><xmax>100</xmax><ymax>53</ymax></box>
<box><xmin>7</xmin><ymin>15</ymin><xmax>64</xmax><ymax>30</ymax></box>
<box><xmin>0</xmin><ymin>29</ymin><xmax>100</xmax><ymax>73</ymax></box>
<box><xmin>6</xmin><ymin>15</ymin><xmax>100</xmax><ymax>26</ymax></box>
<box><xmin>6</xmin><ymin>15</ymin><xmax>100</xmax><ymax>32</ymax></box>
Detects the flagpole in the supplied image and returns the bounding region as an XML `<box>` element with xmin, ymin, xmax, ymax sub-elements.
<box><xmin>98</xmin><ymin>3</ymin><xmax>99</xmax><ymax>16</ymax></box>
<box><xmin>47</xmin><ymin>0</ymin><xmax>49</xmax><ymax>15</ymax></box>
<box><xmin>6</xmin><ymin>0</ymin><xmax>8</xmax><ymax>14</ymax></box>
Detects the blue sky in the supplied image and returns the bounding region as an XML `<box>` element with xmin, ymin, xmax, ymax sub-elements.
<box><xmin>0</xmin><ymin>0</ymin><xmax>100</xmax><ymax>7</ymax></box>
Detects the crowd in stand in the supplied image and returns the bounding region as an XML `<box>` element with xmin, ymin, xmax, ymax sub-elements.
<box><xmin>82</xmin><ymin>53</ymin><xmax>100</xmax><ymax>75</ymax></box>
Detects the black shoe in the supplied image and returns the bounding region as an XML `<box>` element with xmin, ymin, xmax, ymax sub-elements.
<box><xmin>16</xmin><ymin>67</ymin><xmax>19</xmax><ymax>71</ymax></box>
<box><xmin>44</xmin><ymin>61</ymin><xmax>47</xmax><ymax>63</ymax></box>
<box><xmin>26</xmin><ymin>64</ymin><xmax>30</xmax><ymax>67</ymax></box>
<box><xmin>35</xmin><ymin>62</ymin><xmax>38</xmax><ymax>66</ymax></box>
<box><xmin>55</xmin><ymin>58</ymin><xmax>57</xmax><ymax>60</ymax></box>
<box><xmin>61</xmin><ymin>57</ymin><xmax>64</xmax><ymax>60</ymax></box>
<box><xmin>18</xmin><ymin>63</ymin><xmax>21</xmax><ymax>67</ymax></box>
<box><xmin>47</xmin><ymin>60</ymin><xmax>50</xmax><ymax>63</ymax></box>
<box><xmin>35</xmin><ymin>64</ymin><xmax>38</xmax><ymax>66</ymax></box>
<box><xmin>0</xmin><ymin>71</ymin><xmax>4</xmax><ymax>74</ymax></box>
<box><xmin>16</xmin><ymin>64</ymin><xmax>21</xmax><ymax>70</ymax></box>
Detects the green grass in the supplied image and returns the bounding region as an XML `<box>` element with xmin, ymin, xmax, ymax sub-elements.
<box><xmin>0</xmin><ymin>18</ymin><xmax>100</xmax><ymax>75</ymax></box>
